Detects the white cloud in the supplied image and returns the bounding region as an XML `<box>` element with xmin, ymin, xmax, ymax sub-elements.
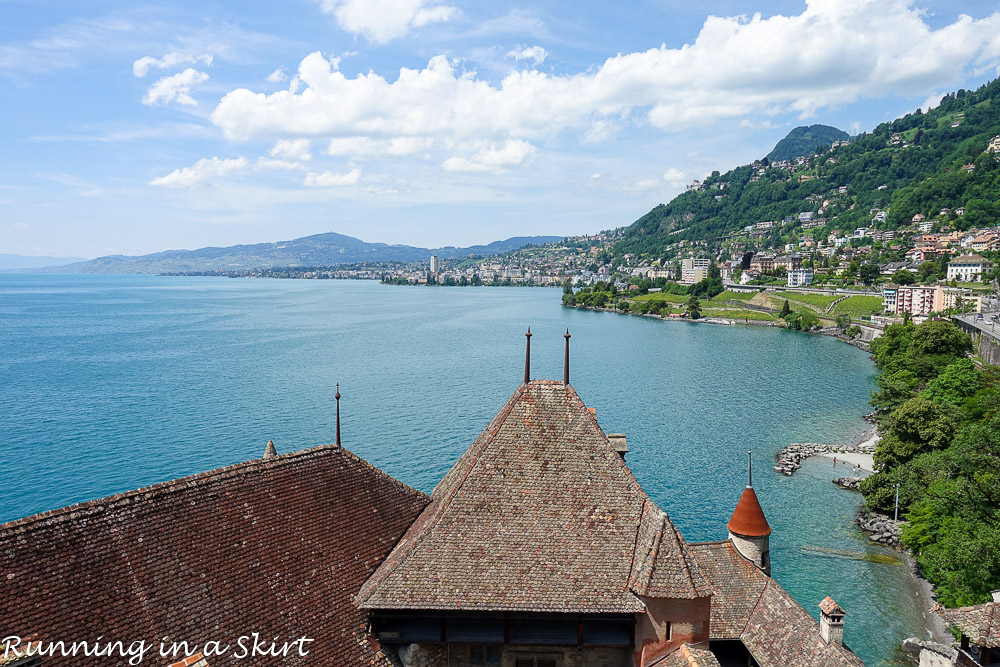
<box><xmin>266</xmin><ymin>67</ymin><xmax>288</xmax><ymax>83</ymax></box>
<box><xmin>318</xmin><ymin>0</ymin><xmax>458</xmax><ymax>43</ymax></box>
<box><xmin>303</xmin><ymin>168</ymin><xmax>362</xmax><ymax>186</ymax></box>
<box><xmin>149</xmin><ymin>156</ymin><xmax>249</xmax><ymax>188</ymax></box>
<box><xmin>442</xmin><ymin>140</ymin><xmax>536</xmax><ymax>173</ymax></box>
<box><xmin>662</xmin><ymin>167</ymin><xmax>688</xmax><ymax>189</ymax></box>
<box><xmin>213</xmin><ymin>1</ymin><xmax>1000</xmax><ymax>151</ymax></box>
<box><xmin>133</xmin><ymin>53</ymin><xmax>213</xmax><ymax>77</ymax></box>
<box><xmin>269</xmin><ymin>139</ymin><xmax>312</xmax><ymax>162</ymax></box>
<box><xmin>506</xmin><ymin>45</ymin><xmax>547</xmax><ymax>65</ymax></box>
<box><xmin>143</xmin><ymin>68</ymin><xmax>209</xmax><ymax>106</ymax></box>
<box><xmin>326</xmin><ymin>136</ymin><xmax>432</xmax><ymax>158</ymax></box>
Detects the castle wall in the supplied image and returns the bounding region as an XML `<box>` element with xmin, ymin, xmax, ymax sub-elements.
<box><xmin>633</xmin><ymin>595</ymin><xmax>711</xmax><ymax>666</ymax></box>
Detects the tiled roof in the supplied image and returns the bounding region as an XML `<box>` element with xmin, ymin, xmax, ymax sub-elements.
<box><xmin>356</xmin><ymin>381</ymin><xmax>710</xmax><ymax>613</ymax></box>
<box><xmin>819</xmin><ymin>596</ymin><xmax>846</xmax><ymax>616</ymax></box>
<box><xmin>653</xmin><ymin>643</ymin><xmax>722</xmax><ymax>666</ymax></box>
<box><xmin>727</xmin><ymin>487</ymin><xmax>771</xmax><ymax>537</ymax></box>
<box><xmin>690</xmin><ymin>541</ymin><xmax>864</xmax><ymax>667</ymax></box>
<box><xmin>0</xmin><ymin>445</ymin><xmax>429</xmax><ymax>666</ymax></box>
<box><xmin>688</xmin><ymin>541</ymin><xmax>769</xmax><ymax>638</ymax></box>
<box><xmin>937</xmin><ymin>602</ymin><xmax>1000</xmax><ymax>647</ymax></box>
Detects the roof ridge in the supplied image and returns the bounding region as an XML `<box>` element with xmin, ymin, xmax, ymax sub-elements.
<box><xmin>743</xmin><ymin>577</ymin><xmax>771</xmax><ymax>638</ymax></box>
<box><xmin>356</xmin><ymin>384</ymin><xmax>527</xmax><ymax>607</ymax></box>
<box><xmin>625</xmin><ymin>498</ymin><xmax>651</xmax><ymax>596</ymax></box>
<box><xmin>1</xmin><ymin>444</ymin><xmax>427</xmax><ymax>536</ymax></box>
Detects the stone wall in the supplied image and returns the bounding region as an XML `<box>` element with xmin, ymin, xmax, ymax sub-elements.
<box><xmin>952</xmin><ymin>318</ymin><xmax>1000</xmax><ymax>365</ymax></box>
<box><xmin>634</xmin><ymin>596</ymin><xmax>711</xmax><ymax>667</ymax></box>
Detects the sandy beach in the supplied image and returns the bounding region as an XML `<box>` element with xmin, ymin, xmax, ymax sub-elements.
<box><xmin>820</xmin><ymin>424</ymin><xmax>878</xmax><ymax>472</ymax></box>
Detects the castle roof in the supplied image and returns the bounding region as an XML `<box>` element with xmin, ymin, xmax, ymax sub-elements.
<box><xmin>727</xmin><ymin>486</ymin><xmax>772</xmax><ymax>537</ymax></box>
<box><xmin>689</xmin><ymin>541</ymin><xmax>864</xmax><ymax>667</ymax></box>
<box><xmin>654</xmin><ymin>643</ymin><xmax>722</xmax><ymax>666</ymax></box>
<box><xmin>0</xmin><ymin>445</ymin><xmax>429</xmax><ymax>666</ymax></box>
<box><xmin>356</xmin><ymin>380</ymin><xmax>710</xmax><ymax>613</ymax></box>
<box><xmin>936</xmin><ymin>601</ymin><xmax>1000</xmax><ymax>648</ymax></box>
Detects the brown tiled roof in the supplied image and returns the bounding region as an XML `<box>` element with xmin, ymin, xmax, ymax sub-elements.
<box><xmin>0</xmin><ymin>445</ymin><xmax>429</xmax><ymax>666</ymax></box>
<box><xmin>727</xmin><ymin>487</ymin><xmax>771</xmax><ymax>537</ymax></box>
<box><xmin>653</xmin><ymin>643</ymin><xmax>722</xmax><ymax>666</ymax></box>
<box><xmin>689</xmin><ymin>541</ymin><xmax>769</xmax><ymax>638</ymax></box>
<box><xmin>356</xmin><ymin>381</ymin><xmax>710</xmax><ymax>613</ymax></box>
<box><xmin>690</xmin><ymin>541</ymin><xmax>864</xmax><ymax>667</ymax></box>
<box><xmin>819</xmin><ymin>596</ymin><xmax>846</xmax><ymax>616</ymax></box>
<box><xmin>937</xmin><ymin>602</ymin><xmax>1000</xmax><ymax>647</ymax></box>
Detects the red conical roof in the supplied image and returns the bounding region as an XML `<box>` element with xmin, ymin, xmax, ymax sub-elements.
<box><xmin>727</xmin><ymin>486</ymin><xmax>772</xmax><ymax>537</ymax></box>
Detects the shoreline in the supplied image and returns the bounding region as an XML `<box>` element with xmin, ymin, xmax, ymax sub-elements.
<box><xmin>582</xmin><ymin>295</ymin><xmax>953</xmax><ymax>650</ymax></box>
<box><xmin>569</xmin><ymin>304</ymin><xmax>873</xmax><ymax>350</ymax></box>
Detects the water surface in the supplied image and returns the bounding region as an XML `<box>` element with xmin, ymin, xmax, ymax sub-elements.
<box><xmin>0</xmin><ymin>275</ymin><xmax>917</xmax><ymax>665</ymax></box>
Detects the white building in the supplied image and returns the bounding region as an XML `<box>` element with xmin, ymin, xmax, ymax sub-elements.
<box><xmin>947</xmin><ymin>254</ymin><xmax>994</xmax><ymax>282</ymax></box>
<box><xmin>787</xmin><ymin>268</ymin><xmax>814</xmax><ymax>287</ymax></box>
<box><xmin>680</xmin><ymin>257</ymin><xmax>710</xmax><ymax>285</ymax></box>
<box><xmin>429</xmin><ymin>255</ymin><xmax>440</xmax><ymax>273</ymax></box>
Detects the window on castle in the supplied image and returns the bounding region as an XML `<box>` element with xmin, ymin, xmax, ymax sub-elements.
<box><xmin>465</xmin><ymin>644</ymin><xmax>500</xmax><ymax>666</ymax></box>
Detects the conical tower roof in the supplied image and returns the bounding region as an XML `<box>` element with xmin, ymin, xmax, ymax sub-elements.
<box><xmin>727</xmin><ymin>486</ymin><xmax>771</xmax><ymax>537</ymax></box>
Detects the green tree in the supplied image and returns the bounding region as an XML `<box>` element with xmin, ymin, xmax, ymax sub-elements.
<box><xmin>686</xmin><ymin>294</ymin><xmax>702</xmax><ymax>319</ymax></box>
<box><xmin>891</xmin><ymin>269</ymin><xmax>916</xmax><ymax>285</ymax></box>
<box><xmin>872</xmin><ymin>396</ymin><xmax>963</xmax><ymax>470</ymax></box>
<box><xmin>923</xmin><ymin>358</ymin><xmax>981</xmax><ymax>407</ymax></box>
<box><xmin>780</xmin><ymin>299</ymin><xmax>791</xmax><ymax>317</ymax></box>
<box><xmin>859</xmin><ymin>262</ymin><xmax>881</xmax><ymax>286</ymax></box>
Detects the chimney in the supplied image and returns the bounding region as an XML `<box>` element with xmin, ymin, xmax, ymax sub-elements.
<box><xmin>607</xmin><ymin>434</ymin><xmax>628</xmax><ymax>459</ymax></box>
<box><xmin>263</xmin><ymin>440</ymin><xmax>277</xmax><ymax>459</ymax></box>
<box><xmin>818</xmin><ymin>597</ymin><xmax>846</xmax><ymax>646</ymax></box>
<box><xmin>992</xmin><ymin>590</ymin><xmax>1000</xmax><ymax>603</ymax></box>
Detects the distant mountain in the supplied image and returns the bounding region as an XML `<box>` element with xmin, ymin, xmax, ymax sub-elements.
<box><xmin>44</xmin><ymin>233</ymin><xmax>564</xmax><ymax>274</ymax></box>
<box><xmin>0</xmin><ymin>254</ymin><xmax>87</xmax><ymax>270</ymax></box>
<box><xmin>766</xmin><ymin>124</ymin><xmax>850</xmax><ymax>162</ymax></box>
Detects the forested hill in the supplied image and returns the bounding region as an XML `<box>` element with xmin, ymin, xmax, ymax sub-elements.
<box><xmin>767</xmin><ymin>124</ymin><xmax>850</xmax><ymax>162</ymax></box>
<box><xmin>615</xmin><ymin>77</ymin><xmax>1000</xmax><ymax>261</ymax></box>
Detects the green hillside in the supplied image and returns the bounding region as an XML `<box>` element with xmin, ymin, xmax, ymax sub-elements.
<box><xmin>767</xmin><ymin>124</ymin><xmax>850</xmax><ymax>162</ymax></box>
<box><xmin>614</xmin><ymin>79</ymin><xmax>1000</xmax><ymax>262</ymax></box>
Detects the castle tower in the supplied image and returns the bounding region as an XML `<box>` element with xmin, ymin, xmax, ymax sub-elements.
<box><xmin>727</xmin><ymin>449</ymin><xmax>772</xmax><ymax>575</ymax></box>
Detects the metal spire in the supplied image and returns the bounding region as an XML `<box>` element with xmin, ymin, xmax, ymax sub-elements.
<box><xmin>524</xmin><ymin>328</ymin><xmax>532</xmax><ymax>384</ymax></box>
<box><xmin>563</xmin><ymin>329</ymin><xmax>571</xmax><ymax>385</ymax></box>
<box><xmin>335</xmin><ymin>383</ymin><xmax>342</xmax><ymax>447</ymax></box>
<box><xmin>747</xmin><ymin>446</ymin><xmax>753</xmax><ymax>488</ymax></box>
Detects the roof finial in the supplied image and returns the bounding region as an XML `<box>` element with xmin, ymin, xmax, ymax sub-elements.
<box><xmin>263</xmin><ymin>439</ymin><xmax>277</xmax><ymax>459</ymax></box>
<box><xmin>747</xmin><ymin>446</ymin><xmax>753</xmax><ymax>488</ymax></box>
<box><xmin>524</xmin><ymin>327</ymin><xmax>532</xmax><ymax>385</ymax></box>
<box><xmin>335</xmin><ymin>383</ymin><xmax>342</xmax><ymax>447</ymax></box>
<box><xmin>563</xmin><ymin>328</ymin><xmax>571</xmax><ymax>385</ymax></box>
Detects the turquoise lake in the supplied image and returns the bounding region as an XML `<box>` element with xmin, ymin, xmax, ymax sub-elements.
<box><xmin>0</xmin><ymin>274</ymin><xmax>924</xmax><ymax>665</ymax></box>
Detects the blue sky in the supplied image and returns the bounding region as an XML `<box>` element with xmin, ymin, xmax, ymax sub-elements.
<box><xmin>3</xmin><ymin>0</ymin><xmax>1000</xmax><ymax>257</ymax></box>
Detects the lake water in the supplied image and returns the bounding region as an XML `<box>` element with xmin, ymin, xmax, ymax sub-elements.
<box><xmin>0</xmin><ymin>274</ymin><xmax>922</xmax><ymax>665</ymax></box>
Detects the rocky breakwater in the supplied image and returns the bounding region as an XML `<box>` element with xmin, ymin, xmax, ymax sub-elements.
<box><xmin>773</xmin><ymin>442</ymin><xmax>831</xmax><ymax>475</ymax></box>
<box><xmin>857</xmin><ymin>508</ymin><xmax>903</xmax><ymax>549</ymax></box>
<box><xmin>833</xmin><ymin>476</ymin><xmax>863</xmax><ymax>489</ymax></box>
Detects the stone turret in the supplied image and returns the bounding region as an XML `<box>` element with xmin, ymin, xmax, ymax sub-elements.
<box><xmin>727</xmin><ymin>449</ymin><xmax>771</xmax><ymax>575</ymax></box>
<box><xmin>263</xmin><ymin>440</ymin><xmax>277</xmax><ymax>459</ymax></box>
<box><xmin>819</xmin><ymin>597</ymin><xmax>846</xmax><ymax>646</ymax></box>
